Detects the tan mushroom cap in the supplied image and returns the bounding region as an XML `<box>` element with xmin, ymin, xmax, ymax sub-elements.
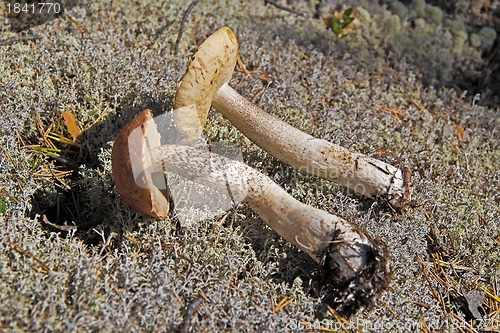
<box><xmin>112</xmin><ymin>109</ymin><xmax>170</xmax><ymax>218</ymax></box>
<box><xmin>173</xmin><ymin>26</ymin><xmax>238</xmax><ymax>143</ymax></box>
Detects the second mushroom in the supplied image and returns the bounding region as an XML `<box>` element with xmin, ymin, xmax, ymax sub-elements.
<box><xmin>173</xmin><ymin>27</ymin><xmax>409</xmax><ymax>208</ymax></box>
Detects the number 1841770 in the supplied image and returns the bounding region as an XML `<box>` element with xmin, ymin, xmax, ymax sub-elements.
<box><xmin>6</xmin><ymin>2</ymin><xmax>61</xmax><ymax>14</ymax></box>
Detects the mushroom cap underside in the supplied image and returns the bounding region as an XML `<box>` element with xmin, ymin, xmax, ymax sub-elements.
<box><xmin>173</xmin><ymin>26</ymin><xmax>239</xmax><ymax>143</ymax></box>
<box><xmin>112</xmin><ymin>109</ymin><xmax>170</xmax><ymax>218</ymax></box>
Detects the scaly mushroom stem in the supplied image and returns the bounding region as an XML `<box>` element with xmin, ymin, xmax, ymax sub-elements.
<box><xmin>211</xmin><ymin>83</ymin><xmax>405</xmax><ymax>207</ymax></box>
<box><xmin>147</xmin><ymin>144</ymin><xmax>389</xmax><ymax>293</ymax></box>
<box><xmin>173</xmin><ymin>27</ymin><xmax>407</xmax><ymax>208</ymax></box>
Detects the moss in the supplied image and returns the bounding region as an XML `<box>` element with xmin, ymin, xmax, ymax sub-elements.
<box><xmin>355</xmin><ymin>6</ymin><xmax>371</xmax><ymax>23</ymax></box>
<box><xmin>411</xmin><ymin>0</ymin><xmax>426</xmax><ymax>17</ymax></box>
<box><xmin>1</xmin><ymin>0</ymin><xmax>499</xmax><ymax>331</ymax></box>
<box><xmin>414</xmin><ymin>17</ymin><xmax>427</xmax><ymax>30</ymax></box>
<box><xmin>478</xmin><ymin>26</ymin><xmax>497</xmax><ymax>50</ymax></box>
<box><xmin>386</xmin><ymin>14</ymin><xmax>402</xmax><ymax>34</ymax></box>
<box><xmin>452</xmin><ymin>30</ymin><xmax>469</xmax><ymax>54</ymax></box>
<box><xmin>469</xmin><ymin>33</ymin><xmax>482</xmax><ymax>48</ymax></box>
<box><xmin>447</xmin><ymin>18</ymin><xmax>467</xmax><ymax>35</ymax></box>
<box><xmin>0</xmin><ymin>196</ymin><xmax>8</xmax><ymax>214</ymax></box>
<box><xmin>55</xmin><ymin>34</ymin><xmax>81</xmax><ymax>49</ymax></box>
<box><xmin>424</xmin><ymin>4</ymin><xmax>444</xmax><ymax>25</ymax></box>
<box><xmin>35</xmin><ymin>73</ymin><xmax>57</xmax><ymax>98</ymax></box>
<box><xmin>389</xmin><ymin>1</ymin><xmax>409</xmax><ymax>18</ymax></box>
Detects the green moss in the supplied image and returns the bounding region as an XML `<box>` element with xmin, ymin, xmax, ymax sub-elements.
<box><xmin>414</xmin><ymin>17</ymin><xmax>427</xmax><ymax>30</ymax></box>
<box><xmin>355</xmin><ymin>6</ymin><xmax>371</xmax><ymax>23</ymax></box>
<box><xmin>469</xmin><ymin>33</ymin><xmax>482</xmax><ymax>48</ymax></box>
<box><xmin>447</xmin><ymin>18</ymin><xmax>467</xmax><ymax>35</ymax></box>
<box><xmin>424</xmin><ymin>4</ymin><xmax>443</xmax><ymax>24</ymax></box>
<box><xmin>411</xmin><ymin>0</ymin><xmax>426</xmax><ymax>17</ymax></box>
<box><xmin>0</xmin><ymin>197</ymin><xmax>8</xmax><ymax>214</ymax></box>
<box><xmin>453</xmin><ymin>30</ymin><xmax>469</xmax><ymax>54</ymax></box>
<box><xmin>478</xmin><ymin>26</ymin><xmax>497</xmax><ymax>50</ymax></box>
<box><xmin>389</xmin><ymin>1</ymin><xmax>409</xmax><ymax>18</ymax></box>
<box><xmin>386</xmin><ymin>14</ymin><xmax>402</xmax><ymax>34</ymax></box>
<box><xmin>35</xmin><ymin>73</ymin><xmax>56</xmax><ymax>98</ymax></box>
<box><xmin>55</xmin><ymin>34</ymin><xmax>81</xmax><ymax>50</ymax></box>
<box><xmin>1</xmin><ymin>0</ymin><xmax>498</xmax><ymax>331</ymax></box>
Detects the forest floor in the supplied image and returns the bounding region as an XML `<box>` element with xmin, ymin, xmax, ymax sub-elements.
<box><xmin>1</xmin><ymin>0</ymin><xmax>499</xmax><ymax>332</ymax></box>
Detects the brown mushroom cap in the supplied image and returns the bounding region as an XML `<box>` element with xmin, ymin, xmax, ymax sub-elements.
<box><xmin>173</xmin><ymin>26</ymin><xmax>238</xmax><ymax>143</ymax></box>
<box><xmin>112</xmin><ymin>109</ymin><xmax>170</xmax><ymax>218</ymax></box>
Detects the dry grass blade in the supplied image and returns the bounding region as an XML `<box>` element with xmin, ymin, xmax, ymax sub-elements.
<box><xmin>421</xmin><ymin>225</ymin><xmax>500</xmax><ymax>332</ymax></box>
<box><xmin>9</xmin><ymin>239</ymin><xmax>50</xmax><ymax>275</ymax></box>
<box><xmin>60</xmin><ymin>110</ymin><xmax>82</xmax><ymax>142</ymax></box>
<box><xmin>273</xmin><ymin>295</ymin><xmax>295</xmax><ymax>312</ymax></box>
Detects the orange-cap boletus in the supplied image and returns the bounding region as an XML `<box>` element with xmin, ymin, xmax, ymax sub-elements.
<box><xmin>173</xmin><ymin>27</ymin><xmax>409</xmax><ymax>208</ymax></box>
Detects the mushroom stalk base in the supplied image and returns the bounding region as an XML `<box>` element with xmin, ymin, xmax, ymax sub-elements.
<box><xmin>148</xmin><ymin>145</ymin><xmax>390</xmax><ymax>309</ymax></box>
<box><xmin>212</xmin><ymin>84</ymin><xmax>406</xmax><ymax>207</ymax></box>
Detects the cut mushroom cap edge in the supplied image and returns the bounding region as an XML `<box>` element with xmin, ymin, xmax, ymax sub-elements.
<box><xmin>111</xmin><ymin>109</ymin><xmax>170</xmax><ymax>218</ymax></box>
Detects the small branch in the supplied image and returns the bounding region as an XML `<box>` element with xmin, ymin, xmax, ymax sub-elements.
<box><xmin>314</xmin><ymin>0</ymin><xmax>324</xmax><ymax>19</ymax></box>
<box><xmin>263</xmin><ymin>0</ymin><xmax>308</xmax><ymax>17</ymax></box>
<box><xmin>42</xmin><ymin>215</ymin><xmax>78</xmax><ymax>232</ymax></box>
<box><xmin>0</xmin><ymin>35</ymin><xmax>42</xmax><ymax>46</ymax></box>
<box><xmin>173</xmin><ymin>0</ymin><xmax>202</xmax><ymax>55</ymax></box>
<box><xmin>9</xmin><ymin>241</ymin><xmax>50</xmax><ymax>274</ymax></box>
<box><xmin>178</xmin><ymin>290</ymin><xmax>206</xmax><ymax>333</ymax></box>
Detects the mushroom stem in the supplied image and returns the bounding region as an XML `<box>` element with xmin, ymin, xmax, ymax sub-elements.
<box><xmin>173</xmin><ymin>26</ymin><xmax>407</xmax><ymax>207</ymax></box>
<box><xmin>147</xmin><ymin>144</ymin><xmax>389</xmax><ymax>293</ymax></box>
<box><xmin>212</xmin><ymin>83</ymin><xmax>405</xmax><ymax>207</ymax></box>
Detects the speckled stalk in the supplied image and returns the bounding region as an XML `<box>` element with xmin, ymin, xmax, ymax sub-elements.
<box><xmin>147</xmin><ymin>144</ymin><xmax>390</xmax><ymax>302</ymax></box>
<box><xmin>212</xmin><ymin>83</ymin><xmax>406</xmax><ymax>207</ymax></box>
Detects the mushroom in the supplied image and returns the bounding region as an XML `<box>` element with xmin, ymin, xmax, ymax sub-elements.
<box><xmin>111</xmin><ymin>110</ymin><xmax>170</xmax><ymax>218</ymax></box>
<box><xmin>112</xmin><ymin>109</ymin><xmax>390</xmax><ymax>312</ymax></box>
<box><xmin>173</xmin><ymin>27</ymin><xmax>408</xmax><ymax>207</ymax></box>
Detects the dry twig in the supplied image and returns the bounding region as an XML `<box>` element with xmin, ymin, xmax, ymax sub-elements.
<box><xmin>173</xmin><ymin>0</ymin><xmax>201</xmax><ymax>55</ymax></box>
